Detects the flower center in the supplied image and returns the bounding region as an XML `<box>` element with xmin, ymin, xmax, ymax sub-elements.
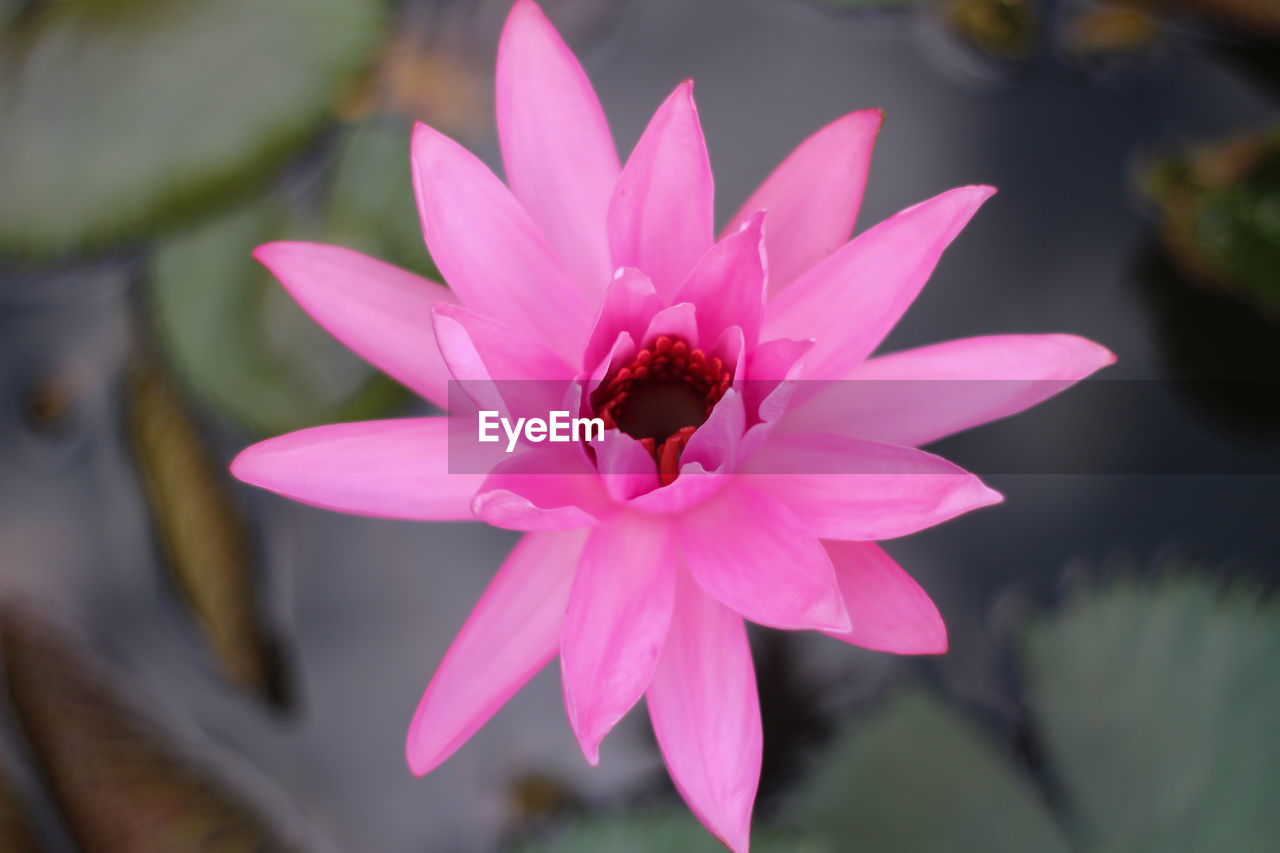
<box><xmin>592</xmin><ymin>336</ymin><xmax>732</xmax><ymax>486</ymax></box>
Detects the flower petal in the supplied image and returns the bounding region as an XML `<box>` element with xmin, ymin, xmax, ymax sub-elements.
<box><xmin>406</xmin><ymin>528</ymin><xmax>589</xmax><ymax>775</ymax></box>
<box><xmin>782</xmin><ymin>333</ymin><xmax>1116</xmax><ymax>446</ymax></box>
<box><xmin>821</xmin><ymin>540</ymin><xmax>947</xmax><ymax>654</ymax></box>
<box><xmin>763</xmin><ymin>185</ymin><xmax>995</xmax><ymax>379</ymax></box>
<box><xmin>253</xmin><ymin>242</ymin><xmax>456</xmax><ymax>408</ymax></box>
<box><xmin>646</xmin><ymin>570</ymin><xmax>760</xmax><ymax>853</ymax></box>
<box><xmin>594</xmin><ymin>429</ymin><xmax>660</xmax><ymax>502</ymax></box>
<box><xmin>582</xmin><ymin>268</ymin><xmax>663</xmax><ymax>372</ymax></box>
<box><xmin>230</xmin><ymin>418</ymin><xmax>480</xmax><ymax>520</ymax></box>
<box><xmin>740</xmin><ymin>432</ymin><xmax>1003</xmax><ymax>540</ymax></box>
<box><xmin>411</xmin><ymin>122</ymin><xmax>591</xmax><ymax>361</ymax></box>
<box><xmin>561</xmin><ymin>512</ymin><xmax>676</xmax><ymax>764</ymax></box>
<box><xmin>473</xmin><ymin>444</ymin><xmax>614</xmax><ymax>530</ymax></box>
<box><xmin>608</xmin><ymin>81</ymin><xmax>714</xmax><ymax>301</ymax></box>
<box><xmin>677</xmin><ymin>483</ymin><xmax>849</xmax><ymax>632</ymax></box>
<box><xmin>432</xmin><ymin>303</ymin><xmax>574</xmax><ymax>420</ymax></box>
<box><xmin>496</xmin><ymin>0</ymin><xmax>620</xmax><ymax>300</ymax></box>
<box><xmin>672</xmin><ymin>210</ymin><xmax>767</xmax><ymax>347</ymax></box>
<box><xmin>724</xmin><ymin>109</ymin><xmax>882</xmax><ymax>296</ymax></box>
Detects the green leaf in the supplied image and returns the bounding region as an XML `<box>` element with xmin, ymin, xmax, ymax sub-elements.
<box><xmin>1</xmin><ymin>604</ymin><xmax>301</xmax><ymax>852</ymax></box>
<box><xmin>513</xmin><ymin>811</ymin><xmax>826</xmax><ymax>853</ymax></box>
<box><xmin>148</xmin><ymin>192</ymin><xmax>410</xmax><ymax>436</ymax></box>
<box><xmin>782</xmin><ymin>687</ymin><xmax>1071</xmax><ymax>853</ymax></box>
<box><xmin>324</xmin><ymin>119</ymin><xmax>439</xmax><ymax>280</ymax></box>
<box><xmin>0</xmin><ymin>0</ymin><xmax>385</xmax><ymax>257</ymax></box>
<box><xmin>127</xmin><ymin>362</ymin><xmax>283</xmax><ymax>703</ymax></box>
<box><xmin>1018</xmin><ymin>573</ymin><xmax>1280</xmax><ymax>853</ymax></box>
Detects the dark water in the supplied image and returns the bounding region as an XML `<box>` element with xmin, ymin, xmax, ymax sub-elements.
<box><xmin>1</xmin><ymin>0</ymin><xmax>1277</xmax><ymax>849</ymax></box>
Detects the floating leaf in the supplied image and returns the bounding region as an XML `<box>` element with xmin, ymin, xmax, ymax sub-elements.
<box><xmin>0</xmin><ymin>0</ymin><xmax>385</xmax><ymax>257</ymax></box>
<box><xmin>1142</xmin><ymin>129</ymin><xmax>1280</xmax><ymax>316</ymax></box>
<box><xmin>782</xmin><ymin>687</ymin><xmax>1071</xmax><ymax>853</ymax></box>
<box><xmin>514</xmin><ymin>811</ymin><xmax>826</xmax><ymax>853</ymax></box>
<box><xmin>1135</xmin><ymin>0</ymin><xmax>1280</xmax><ymax>40</ymax></box>
<box><xmin>324</xmin><ymin>120</ymin><xmax>439</xmax><ymax>280</ymax></box>
<box><xmin>1018</xmin><ymin>572</ymin><xmax>1280</xmax><ymax>852</ymax></box>
<box><xmin>1</xmin><ymin>604</ymin><xmax>300</xmax><ymax>852</ymax></box>
<box><xmin>128</xmin><ymin>362</ymin><xmax>284</xmax><ymax>704</ymax></box>
<box><xmin>147</xmin><ymin>119</ymin><xmax>421</xmax><ymax>437</ymax></box>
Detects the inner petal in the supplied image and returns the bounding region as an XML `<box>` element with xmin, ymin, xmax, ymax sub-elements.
<box><xmin>591</xmin><ymin>335</ymin><xmax>732</xmax><ymax>486</ymax></box>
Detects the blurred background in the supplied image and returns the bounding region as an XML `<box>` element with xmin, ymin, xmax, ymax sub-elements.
<box><xmin>1</xmin><ymin>0</ymin><xmax>1279</xmax><ymax>850</ymax></box>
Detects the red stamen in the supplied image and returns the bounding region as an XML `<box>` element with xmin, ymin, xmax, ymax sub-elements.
<box><xmin>590</xmin><ymin>336</ymin><xmax>733</xmax><ymax>485</ymax></box>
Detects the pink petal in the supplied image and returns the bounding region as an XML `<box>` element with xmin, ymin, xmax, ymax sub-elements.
<box><xmin>496</xmin><ymin>0</ymin><xmax>620</xmax><ymax>300</ymax></box>
<box><xmin>230</xmin><ymin>419</ymin><xmax>481</xmax><ymax>520</ymax></box>
<box><xmin>432</xmin><ymin>303</ymin><xmax>574</xmax><ymax>419</ymax></box>
<box><xmin>561</xmin><ymin>513</ymin><xmax>676</xmax><ymax>764</ymax></box>
<box><xmin>641</xmin><ymin>302</ymin><xmax>700</xmax><ymax>348</ymax></box>
<box><xmin>646</xmin><ymin>570</ymin><xmax>760</xmax><ymax>853</ymax></box>
<box><xmin>783</xmin><ymin>333</ymin><xmax>1116</xmax><ymax>446</ymax></box>
<box><xmin>740</xmin><ymin>432</ymin><xmax>1003</xmax><ymax>540</ymax></box>
<box><xmin>763</xmin><ymin>186</ymin><xmax>996</xmax><ymax>380</ymax></box>
<box><xmin>608</xmin><ymin>81</ymin><xmax>714</xmax><ymax>301</ymax></box>
<box><xmin>594</xmin><ymin>429</ymin><xmax>660</xmax><ymax>502</ymax></box>
<box><xmin>672</xmin><ymin>211</ymin><xmax>767</xmax><ymax>346</ymax></box>
<box><xmin>582</xmin><ymin>268</ymin><xmax>663</xmax><ymax>373</ymax></box>
<box><xmin>821</xmin><ymin>540</ymin><xmax>947</xmax><ymax>654</ymax></box>
<box><xmin>473</xmin><ymin>444</ymin><xmax>614</xmax><ymax>530</ymax></box>
<box><xmin>253</xmin><ymin>242</ymin><xmax>456</xmax><ymax>409</ymax></box>
<box><xmin>407</xmin><ymin>528</ymin><xmax>589</xmax><ymax>775</ymax></box>
<box><xmin>677</xmin><ymin>483</ymin><xmax>850</xmax><ymax>632</ymax></box>
<box><xmin>724</xmin><ymin>109</ymin><xmax>882</xmax><ymax>296</ymax></box>
<box><xmin>411</xmin><ymin>122</ymin><xmax>591</xmax><ymax>361</ymax></box>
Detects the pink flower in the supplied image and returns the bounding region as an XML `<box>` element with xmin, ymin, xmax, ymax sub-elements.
<box><xmin>231</xmin><ymin>1</ymin><xmax>1114</xmax><ymax>849</ymax></box>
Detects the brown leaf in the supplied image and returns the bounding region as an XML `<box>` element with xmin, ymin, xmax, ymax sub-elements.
<box><xmin>127</xmin><ymin>362</ymin><xmax>286</xmax><ymax>705</ymax></box>
<box><xmin>1</xmin><ymin>604</ymin><xmax>298</xmax><ymax>853</ymax></box>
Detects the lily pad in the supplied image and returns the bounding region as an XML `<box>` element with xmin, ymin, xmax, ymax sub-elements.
<box><xmin>1</xmin><ymin>604</ymin><xmax>302</xmax><ymax>852</ymax></box>
<box><xmin>1018</xmin><ymin>572</ymin><xmax>1280</xmax><ymax>852</ymax></box>
<box><xmin>782</xmin><ymin>686</ymin><xmax>1071</xmax><ymax>853</ymax></box>
<box><xmin>0</xmin><ymin>0</ymin><xmax>385</xmax><ymax>257</ymax></box>
<box><xmin>127</xmin><ymin>362</ymin><xmax>284</xmax><ymax>703</ymax></box>
<box><xmin>147</xmin><ymin>119</ymin><xmax>425</xmax><ymax>437</ymax></box>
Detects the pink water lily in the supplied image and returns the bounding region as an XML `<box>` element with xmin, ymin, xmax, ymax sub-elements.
<box><xmin>231</xmin><ymin>1</ymin><xmax>1114</xmax><ymax>849</ymax></box>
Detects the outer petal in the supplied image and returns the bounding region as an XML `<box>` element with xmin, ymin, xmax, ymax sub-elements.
<box><xmin>763</xmin><ymin>186</ymin><xmax>995</xmax><ymax>379</ymax></box>
<box><xmin>411</xmin><ymin>122</ymin><xmax>591</xmax><ymax>361</ymax></box>
<box><xmin>781</xmin><ymin>333</ymin><xmax>1117</xmax><ymax>446</ymax></box>
<box><xmin>740</xmin><ymin>432</ymin><xmax>1003</xmax><ymax>540</ymax></box>
<box><xmin>821</xmin><ymin>540</ymin><xmax>947</xmax><ymax>654</ymax></box>
<box><xmin>473</xmin><ymin>444</ymin><xmax>614</xmax><ymax>530</ymax></box>
<box><xmin>672</xmin><ymin>211</ymin><xmax>767</xmax><ymax>347</ymax></box>
<box><xmin>253</xmin><ymin>242</ymin><xmax>456</xmax><ymax>408</ymax></box>
<box><xmin>407</xmin><ymin>528</ymin><xmax>589</xmax><ymax>775</ymax></box>
<box><xmin>646</xmin><ymin>570</ymin><xmax>760</xmax><ymax>853</ymax></box>
<box><xmin>561</xmin><ymin>513</ymin><xmax>676</xmax><ymax>764</ymax></box>
<box><xmin>608</xmin><ymin>81</ymin><xmax>714</xmax><ymax>301</ymax></box>
<box><xmin>723</xmin><ymin>109</ymin><xmax>882</xmax><ymax>295</ymax></box>
<box><xmin>496</xmin><ymin>0</ymin><xmax>620</xmax><ymax>300</ymax></box>
<box><xmin>230</xmin><ymin>419</ymin><xmax>480</xmax><ymax>520</ymax></box>
<box><xmin>677</xmin><ymin>483</ymin><xmax>850</xmax><ymax>632</ymax></box>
